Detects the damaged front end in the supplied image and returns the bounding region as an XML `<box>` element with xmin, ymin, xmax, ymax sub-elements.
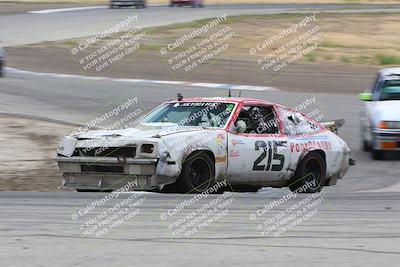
<box><xmin>54</xmin><ymin>135</ymin><xmax>181</xmax><ymax>191</ymax></box>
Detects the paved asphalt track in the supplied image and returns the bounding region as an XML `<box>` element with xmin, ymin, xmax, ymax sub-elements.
<box><xmin>0</xmin><ymin>68</ymin><xmax>400</xmax><ymax>266</ymax></box>
<box><xmin>1</xmin><ymin>3</ymin><xmax>400</xmax><ymax>266</ymax></box>
<box><xmin>2</xmin><ymin>4</ymin><xmax>400</xmax><ymax>46</ymax></box>
<box><xmin>0</xmin><ymin>191</ymin><xmax>399</xmax><ymax>266</ymax></box>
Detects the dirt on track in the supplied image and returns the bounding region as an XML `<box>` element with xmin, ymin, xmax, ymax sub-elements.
<box><xmin>6</xmin><ymin>47</ymin><xmax>377</xmax><ymax>94</ymax></box>
<box><xmin>0</xmin><ymin>115</ymin><xmax>74</xmax><ymax>191</ymax></box>
<box><xmin>5</xmin><ymin>46</ymin><xmax>377</xmax><ymax>94</ymax></box>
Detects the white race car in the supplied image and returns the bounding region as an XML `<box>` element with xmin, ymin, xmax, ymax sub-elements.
<box><xmin>360</xmin><ymin>68</ymin><xmax>400</xmax><ymax>160</ymax></box>
<box><xmin>55</xmin><ymin>96</ymin><xmax>354</xmax><ymax>193</ymax></box>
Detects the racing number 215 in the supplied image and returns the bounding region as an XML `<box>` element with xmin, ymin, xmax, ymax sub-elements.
<box><xmin>253</xmin><ymin>140</ymin><xmax>285</xmax><ymax>171</ymax></box>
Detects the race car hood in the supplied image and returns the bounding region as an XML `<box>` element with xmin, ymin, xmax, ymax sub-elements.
<box><xmin>369</xmin><ymin>100</ymin><xmax>400</xmax><ymax>124</ymax></box>
<box><xmin>72</xmin><ymin>122</ymin><xmax>206</xmax><ymax>140</ymax></box>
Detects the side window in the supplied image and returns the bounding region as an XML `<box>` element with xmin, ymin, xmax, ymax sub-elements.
<box><xmin>278</xmin><ymin>108</ymin><xmax>320</xmax><ymax>136</ymax></box>
<box><xmin>236</xmin><ymin>105</ymin><xmax>279</xmax><ymax>134</ymax></box>
<box><xmin>371</xmin><ymin>74</ymin><xmax>381</xmax><ymax>93</ymax></box>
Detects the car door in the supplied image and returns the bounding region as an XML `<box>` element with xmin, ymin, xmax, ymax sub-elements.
<box><xmin>361</xmin><ymin>73</ymin><xmax>382</xmax><ymax>143</ymax></box>
<box><xmin>226</xmin><ymin>104</ymin><xmax>290</xmax><ymax>184</ymax></box>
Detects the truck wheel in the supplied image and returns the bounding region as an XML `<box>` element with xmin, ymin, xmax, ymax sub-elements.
<box><xmin>177</xmin><ymin>151</ymin><xmax>215</xmax><ymax>193</ymax></box>
<box><xmin>372</xmin><ymin>149</ymin><xmax>385</xmax><ymax>160</ymax></box>
<box><xmin>362</xmin><ymin>140</ymin><xmax>371</xmax><ymax>152</ymax></box>
<box><xmin>289</xmin><ymin>152</ymin><xmax>326</xmax><ymax>193</ymax></box>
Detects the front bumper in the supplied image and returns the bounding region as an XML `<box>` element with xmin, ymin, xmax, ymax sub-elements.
<box><xmin>372</xmin><ymin>129</ymin><xmax>400</xmax><ymax>150</ymax></box>
<box><xmin>54</xmin><ymin>156</ymin><xmax>176</xmax><ymax>190</ymax></box>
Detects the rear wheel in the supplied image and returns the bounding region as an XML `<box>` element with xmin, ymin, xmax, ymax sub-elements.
<box><xmin>289</xmin><ymin>152</ymin><xmax>326</xmax><ymax>193</ymax></box>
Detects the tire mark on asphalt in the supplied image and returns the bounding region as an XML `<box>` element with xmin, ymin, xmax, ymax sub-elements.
<box><xmin>1</xmin><ymin>233</ymin><xmax>400</xmax><ymax>255</ymax></box>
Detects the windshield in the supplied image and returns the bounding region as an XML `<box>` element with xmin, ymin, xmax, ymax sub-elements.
<box><xmin>142</xmin><ymin>102</ymin><xmax>236</xmax><ymax>128</ymax></box>
<box><xmin>380</xmin><ymin>79</ymin><xmax>400</xmax><ymax>101</ymax></box>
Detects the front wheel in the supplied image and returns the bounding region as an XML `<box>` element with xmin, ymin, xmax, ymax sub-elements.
<box><xmin>372</xmin><ymin>149</ymin><xmax>385</xmax><ymax>160</ymax></box>
<box><xmin>362</xmin><ymin>140</ymin><xmax>371</xmax><ymax>152</ymax></box>
<box><xmin>175</xmin><ymin>152</ymin><xmax>215</xmax><ymax>193</ymax></box>
<box><xmin>289</xmin><ymin>152</ymin><xmax>326</xmax><ymax>193</ymax></box>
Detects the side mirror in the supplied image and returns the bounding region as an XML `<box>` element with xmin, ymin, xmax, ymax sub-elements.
<box><xmin>234</xmin><ymin>120</ymin><xmax>247</xmax><ymax>133</ymax></box>
<box><xmin>359</xmin><ymin>92</ymin><xmax>372</xmax><ymax>101</ymax></box>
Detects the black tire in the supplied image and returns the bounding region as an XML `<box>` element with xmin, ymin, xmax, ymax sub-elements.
<box><xmin>230</xmin><ymin>186</ymin><xmax>260</xmax><ymax>192</ymax></box>
<box><xmin>76</xmin><ymin>189</ymin><xmax>112</xmax><ymax>192</ymax></box>
<box><xmin>362</xmin><ymin>140</ymin><xmax>371</xmax><ymax>152</ymax></box>
<box><xmin>0</xmin><ymin>61</ymin><xmax>4</xmax><ymax>77</ymax></box>
<box><xmin>172</xmin><ymin>151</ymin><xmax>215</xmax><ymax>193</ymax></box>
<box><xmin>289</xmin><ymin>152</ymin><xmax>326</xmax><ymax>193</ymax></box>
<box><xmin>372</xmin><ymin>149</ymin><xmax>385</xmax><ymax>160</ymax></box>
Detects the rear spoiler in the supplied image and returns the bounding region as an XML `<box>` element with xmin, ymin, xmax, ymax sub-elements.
<box><xmin>321</xmin><ymin>119</ymin><xmax>345</xmax><ymax>134</ymax></box>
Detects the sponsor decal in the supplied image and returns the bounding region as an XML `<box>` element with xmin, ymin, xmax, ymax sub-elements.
<box><xmin>290</xmin><ymin>140</ymin><xmax>332</xmax><ymax>153</ymax></box>
<box><xmin>215</xmin><ymin>133</ymin><xmax>225</xmax><ymax>145</ymax></box>
<box><xmin>215</xmin><ymin>155</ymin><xmax>227</xmax><ymax>163</ymax></box>
<box><xmin>176</xmin><ymin>102</ymin><xmax>219</xmax><ymax>107</ymax></box>
<box><xmin>231</xmin><ymin>139</ymin><xmax>245</xmax><ymax>147</ymax></box>
<box><xmin>229</xmin><ymin>150</ymin><xmax>240</xmax><ymax>157</ymax></box>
